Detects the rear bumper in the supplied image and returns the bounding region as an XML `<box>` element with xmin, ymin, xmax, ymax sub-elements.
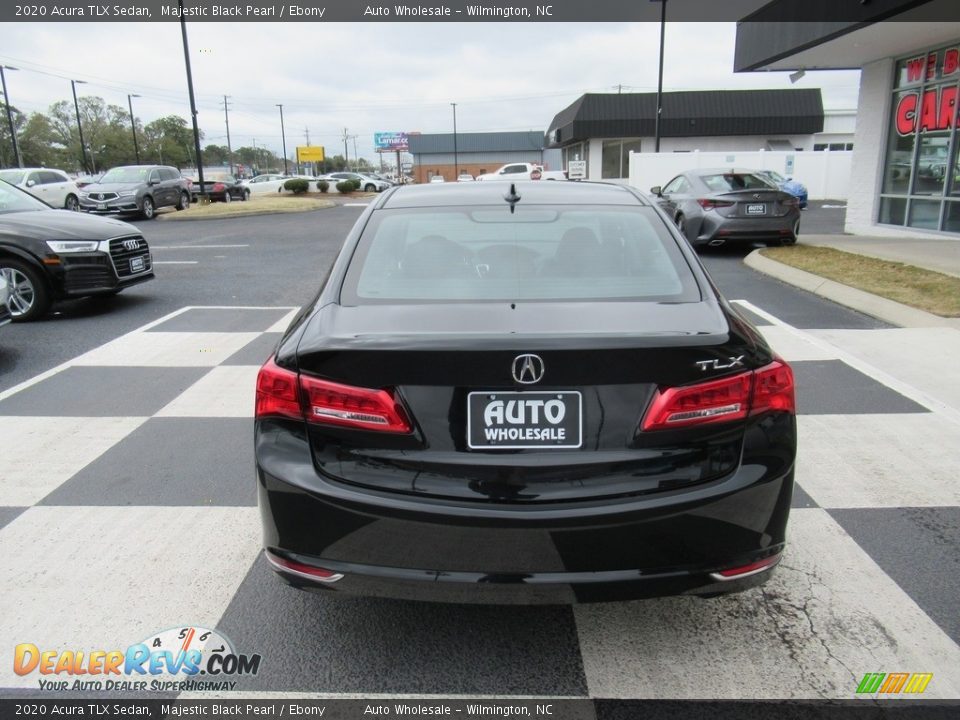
<box><xmin>256</xmin><ymin>414</ymin><xmax>796</xmax><ymax>604</ymax></box>
<box><xmin>696</xmin><ymin>210</ymin><xmax>800</xmax><ymax>246</ymax></box>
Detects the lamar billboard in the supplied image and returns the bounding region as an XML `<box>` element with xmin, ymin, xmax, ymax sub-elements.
<box><xmin>374</xmin><ymin>132</ymin><xmax>410</xmax><ymax>152</ymax></box>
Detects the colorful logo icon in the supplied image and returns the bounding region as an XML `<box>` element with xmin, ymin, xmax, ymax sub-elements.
<box><xmin>856</xmin><ymin>672</ymin><xmax>933</xmax><ymax>695</ymax></box>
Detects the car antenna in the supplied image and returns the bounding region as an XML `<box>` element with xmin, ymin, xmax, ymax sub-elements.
<box><xmin>503</xmin><ymin>183</ymin><xmax>521</xmax><ymax>214</ymax></box>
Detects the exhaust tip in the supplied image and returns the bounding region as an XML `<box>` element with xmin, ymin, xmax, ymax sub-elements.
<box><xmin>708</xmin><ymin>239</ymin><xmax>726</xmax><ymax>247</ymax></box>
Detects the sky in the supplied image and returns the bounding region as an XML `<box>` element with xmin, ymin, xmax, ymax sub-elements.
<box><xmin>0</xmin><ymin>21</ymin><xmax>862</xmax><ymax>163</ymax></box>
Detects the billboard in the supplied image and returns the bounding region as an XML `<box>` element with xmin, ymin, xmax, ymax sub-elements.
<box><xmin>297</xmin><ymin>146</ymin><xmax>325</xmax><ymax>162</ymax></box>
<box><xmin>374</xmin><ymin>132</ymin><xmax>409</xmax><ymax>152</ymax></box>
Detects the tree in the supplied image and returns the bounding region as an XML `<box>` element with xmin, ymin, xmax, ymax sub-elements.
<box><xmin>143</xmin><ymin>115</ymin><xmax>201</xmax><ymax>168</ymax></box>
<box><xmin>0</xmin><ymin>101</ymin><xmax>26</xmax><ymax>168</ymax></box>
<box><xmin>202</xmin><ymin>143</ymin><xmax>230</xmax><ymax>166</ymax></box>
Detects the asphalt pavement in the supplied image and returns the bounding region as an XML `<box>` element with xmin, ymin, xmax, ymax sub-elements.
<box><xmin>1</xmin><ymin>200</ymin><xmax>959</xmax><ymax>700</ymax></box>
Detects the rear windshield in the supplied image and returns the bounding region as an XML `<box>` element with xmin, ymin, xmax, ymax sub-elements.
<box><xmin>0</xmin><ymin>170</ymin><xmax>25</xmax><ymax>184</ymax></box>
<box><xmin>341</xmin><ymin>205</ymin><xmax>701</xmax><ymax>304</ymax></box>
<box><xmin>701</xmin><ymin>173</ymin><xmax>773</xmax><ymax>192</ymax></box>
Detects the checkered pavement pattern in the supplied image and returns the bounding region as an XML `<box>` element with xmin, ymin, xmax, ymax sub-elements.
<box><xmin>0</xmin><ymin>304</ymin><xmax>958</xmax><ymax>700</ymax></box>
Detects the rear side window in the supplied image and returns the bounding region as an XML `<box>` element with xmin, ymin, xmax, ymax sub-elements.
<box><xmin>159</xmin><ymin>168</ymin><xmax>179</xmax><ymax>181</ymax></box>
<box><xmin>341</xmin><ymin>205</ymin><xmax>701</xmax><ymax>304</ymax></box>
<box><xmin>701</xmin><ymin>173</ymin><xmax>771</xmax><ymax>192</ymax></box>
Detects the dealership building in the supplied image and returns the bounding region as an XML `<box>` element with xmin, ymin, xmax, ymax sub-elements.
<box><xmin>735</xmin><ymin>0</ymin><xmax>960</xmax><ymax>236</ymax></box>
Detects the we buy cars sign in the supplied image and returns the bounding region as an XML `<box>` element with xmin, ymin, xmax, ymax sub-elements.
<box><xmin>895</xmin><ymin>45</ymin><xmax>959</xmax><ymax>135</ymax></box>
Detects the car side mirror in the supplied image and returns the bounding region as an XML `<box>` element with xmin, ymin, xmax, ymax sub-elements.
<box><xmin>148</xmin><ymin>179</ymin><xmax>160</xmax><ymax>186</ymax></box>
<box><xmin>650</xmin><ymin>186</ymin><xmax>662</xmax><ymax>197</ymax></box>
<box><xmin>26</xmin><ymin>179</ymin><xmax>36</xmax><ymax>187</ymax></box>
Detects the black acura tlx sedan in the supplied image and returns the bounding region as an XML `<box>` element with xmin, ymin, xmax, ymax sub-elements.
<box><xmin>255</xmin><ymin>181</ymin><xmax>797</xmax><ymax>604</ymax></box>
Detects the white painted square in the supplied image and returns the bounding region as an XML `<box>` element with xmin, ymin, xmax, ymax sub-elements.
<box><xmin>266</xmin><ymin>309</ymin><xmax>298</xmax><ymax>334</ymax></box>
<box><xmin>155</xmin><ymin>366</ymin><xmax>259</xmax><ymax>418</ymax></box>
<box><xmin>796</xmin><ymin>414</ymin><xmax>960</xmax><ymax>508</ymax></box>
<box><xmin>0</xmin><ymin>506</ymin><xmax>261</xmax><ymax>689</ymax></box>
<box><xmin>757</xmin><ymin>326</ymin><xmax>840</xmax><ymax>362</ymax></box>
<box><xmin>574</xmin><ymin>509</ymin><xmax>960</xmax><ymax>699</ymax></box>
<box><xmin>71</xmin><ymin>332</ymin><xmax>261</xmax><ymax>367</ymax></box>
<box><xmin>0</xmin><ymin>417</ymin><xmax>148</xmax><ymax>506</ymax></box>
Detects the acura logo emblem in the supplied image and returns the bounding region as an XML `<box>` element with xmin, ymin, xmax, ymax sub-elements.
<box><xmin>122</xmin><ymin>239</ymin><xmax>140</xmax><ymax>251</ymax></box>
<box><xmin>512</xmin><ymin>354</ymin><xmax>545</xmax><ymax>384</ymax></box>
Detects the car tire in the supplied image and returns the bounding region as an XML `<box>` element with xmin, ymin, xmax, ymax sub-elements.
<box><xmin>223</xmin><ymin>192</ymin><xmax>232</xmax><ymax>204</ymax></box>
<box><xmin>141</xmin><ymin>196</ymin><xmax>155</xmax><ymax>220</ymax></box>
<box><xmin>176</xmin><ymin>191</ymin><xmax>190</xmax><ymax>211</ymax></box>
<box><xmin>242</xmin><ymin>190</ymin><xmax>250</xmax><ymax>201</ymax></box>
<box><xmin>64</xmin><ymin>194</ymin><xmax>80</xmax><ymax>212</ymax></box>
<box><xmin>0</xmin><ymin>259</ymin><xmax>51</xmax><ymax>322</ymax></box>
<box><xmin>786</xmin><ymin>219</ymin><xmax>800</xmax><ymax>245</ymax></box>
<box><xmin>675</xmin><ymin>214</ymin><xmax>687</xmax><ymax>239</ymax></box>
<box><xmin>364</xmin><ymin>183</ymin><xmax>376</xmax><ymax>192</ymax></box>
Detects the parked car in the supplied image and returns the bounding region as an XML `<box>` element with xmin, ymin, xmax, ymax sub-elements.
<box><xmin>755</xmin><ymin>170</ymin><xmax>808</xmax><ymax>209</ymax></box>
<box><xmin>0</xmin><ymin>179</ymin><xmax>154</xmax><ymax>321</ymax></box>
<box><xmin>649</xmin><ymin>168</ymin><xmax>801</xmax><ymax>249</ymax></box>
<box><xmin>240</xmin><ymin>174</ymin><xmax>290</xmax><ymax>194</ymax></box>
<box><xmin>187</xmin><ymin>171</ymin><xmax>250</xmax><ymax>203</ymax></box>
<box><xmin>475</xmin><ymin>162</ymin><xmax>542</xmax><ymax>181</ymax></box>
<box><xmin>255</xmin><ymin>180</ymin><xmax>797</xmax><ymax>604</ymax></box>
<box><xmin>457</xmin><ymin>172</ymin><xmax>475</xmax><ymax>182</ymax></box>
<box><xmin>0</xmin><ymin>168</ymin><xmax>81</xmax><ymax>211</ymax></box>
<box><xmin>0</xmin><ymin>271</ymin><xmax>11</xmax><ymax>328</ymax></box>
<box><xmin>79</xmin><ymin>165</ymin><xmax>190</xmax><ymax>220</ymax></box>
<box><xmin>325</xmin><ymin>172</ymin><xmax>391</xmax><ymax>192</ymax></box>
<box><xmin>429</xmin><ymin>175</ymin><xmax>445</xmax><ymax>183</ymax></box>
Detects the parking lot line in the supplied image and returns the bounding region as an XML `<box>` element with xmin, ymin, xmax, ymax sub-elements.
<box><xmin>153</xmin><ymin>244</ymin><xmax>250</xmax><ymax>249</ymax></box>
<box><xmin>154</xmin><ymin>261</ymin><xmax>199</xmax><ymax>264</ymax></box>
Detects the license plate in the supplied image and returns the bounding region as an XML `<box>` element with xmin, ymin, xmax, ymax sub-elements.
<box><xmin>746</xmin><ymin>203</ymin><xmax>766</xmax><ymax>215</ymax></box>
<box><xmin>97</xmin><ymin>203</ymin><xmax>107</xmax><ymax>210</ymax></box>
<box><xmin>467</xmin><ymin>391</ymin><xmax>582</xmax><ymax>449</ymax></box>
<box><xmin>129</xmin><ymin>256</ymin><xmax>145</xmax><ymax>273</ymax></box>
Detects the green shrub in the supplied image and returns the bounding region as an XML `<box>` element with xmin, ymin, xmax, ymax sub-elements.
<box><xmin>350</xmin><ymin>179</ymin><xmax>361</xmax><ymax>191</ymax></box>
<box><xmin>317</xmin><ymin>180</ymin><xmax>329</xmax><ymax>193</ymax></box>
<box><xmin>336</xmin><ymin>181</ymin><xmax>354</xmax><ymax>194</ymax></box>
<box><xmin>283</xmin><ymin>178</ymin><xmax>310</xmax><ymax>194</ymax></box>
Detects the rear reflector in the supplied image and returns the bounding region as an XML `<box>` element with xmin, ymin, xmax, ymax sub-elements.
<box><xmin>255</xmin><ymin>355</ymin><xmax>412</xmax><ymax>433</ymax></box>
<box><xmin>709</xmin><ymin>552</ymin><xmax>782</xmax><ymax>581</ymax></box>
<box><xmin>264</xmin><ymin>550</ymin><xmax>343</xmax><ymax>583</ymax></box>
<box><xmin>641</xmin><ymin>359</ymin><xmax>795</xmax><ymax>431</ymax></box>
<box><xmin>697</xmin><ymin>199</ymin><xmax>735</xmax><ymax>210</ymax></box>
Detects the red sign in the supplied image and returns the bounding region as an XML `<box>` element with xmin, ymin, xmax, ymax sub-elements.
<box><xmin>896</xmin><ymin>86</ymin><xmax>958</xmax><ymax>136</ymax></box>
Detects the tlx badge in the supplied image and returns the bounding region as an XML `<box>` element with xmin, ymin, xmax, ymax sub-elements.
<box><xmin>695</xmin><ymin>356</ymin><xmax>745</xmax><ymax>371</ymax></box>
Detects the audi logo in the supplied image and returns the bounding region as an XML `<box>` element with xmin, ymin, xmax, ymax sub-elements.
<box><xmin>122</xmin><ymin>239</ymin><xmax>141</xmax><ymax>251</ymax></box>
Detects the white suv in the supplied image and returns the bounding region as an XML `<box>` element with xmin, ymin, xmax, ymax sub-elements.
<box><xmin>0</xmin><ymin>168</ymin><xmax>81</xmax><ymax>211</ymax></box>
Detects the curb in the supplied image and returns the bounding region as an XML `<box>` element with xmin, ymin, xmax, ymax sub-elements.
<box><xmin>744</xmin><ymin>249</ymin><xmax>960</xmax><ymax>330</ymax></box>
<box><xmin>157</xmin><ymin>200</ymin><xmax>337</xmax><ymax>222</ymax></box>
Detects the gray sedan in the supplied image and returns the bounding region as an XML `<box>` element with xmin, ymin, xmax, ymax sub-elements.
<box><xmin>650</xmin><ymin>169</ymin><xmax>800</xmax><ymax>249</ymax></box>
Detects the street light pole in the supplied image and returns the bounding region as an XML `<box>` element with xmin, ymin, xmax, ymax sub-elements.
<box><xmin>71</xmin><ymin>79</ymin><xmax>89</xmax><ymax>173</ymax></box>
<box><xmin>0</xmin><ymin>66</ymin><xmax>23</xmax><ymax>168</ymax></box>
<box><xmin>276</xmin><ymin>104</ymin><xmax>288</xmax><ymax>175</ymax></box>
<box><xmin>178</xmin><ymin>0</ymin><xmax>206</xmax><ymax>199</ymax></box>
<box><xmin>127</xmin><ymin>93</ymin><xmax>141</xmax><ymax>164</ymax></box>
<box><xmin>451</xmin><ymin>102</ymin><xmax>458</xmax><ymax>179</ymax></box>
<box><xmin>652</xmin><ymin>0</ymin><xmax>667</xmax><ymax>153</ymax></box>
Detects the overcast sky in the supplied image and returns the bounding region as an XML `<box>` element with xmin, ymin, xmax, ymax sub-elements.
<box><xmin>0</xmin><ymin>21</ymin><xmax>861</xmax><ymax>162</ymax></box>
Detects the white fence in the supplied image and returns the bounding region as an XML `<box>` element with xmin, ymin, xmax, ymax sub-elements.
<box><xmin>627</xmin><ymin>150</ymin><xmax>853</xmax><ymax>200</ymax></box>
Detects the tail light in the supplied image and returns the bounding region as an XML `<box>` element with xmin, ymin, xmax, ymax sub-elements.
<box><xmin>212</xmin><ymin>183</ymin><xmax>226</xmax><ymax>192</ymax></box>
<box><xmin>255</xmin><ymin>356</ymin><xmax>412</xmax><ymax>433</ymax></box>
<box><xmin>641</xmin><ymin>359</ymin><xmax>795</xmax><ymax>431</ymax></box>
<box><xmin>264</xmin><ymin>550</ymin><xmax>343</xmax><ymax>583</ymax></box>
<box><xmin>697</xmin><ymin>199</ymin><xmax>734</xmax><ymax>210</ymax></box>
<box><xmin>709</xmin><ymin>552</ymin><xmax>782</xmax><ymax>581</ymax></box>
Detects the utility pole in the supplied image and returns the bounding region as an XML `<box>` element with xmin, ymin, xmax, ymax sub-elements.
<box><xmin>222</xmin><ymin>95</ymin><xmax>233</xmax><ymax>174</ymax></box>
<box><xmin>342</xmin><ymin>127</ymin><xmax>349</xmax><ymax>171</ymax></box>
<box><xmin>1</xmin><ymin>66</ymin><xmax>23</xmax><ymax>168</ymax></box>
<box><xmin>276</xmin><ymin>104</ymin><xmax>288</xmax><ymax>174</ymax></box>
<box><xmin>352</xmin><ymin>135</ymin><xmax>358</xmax><ymax>171</ymax></box>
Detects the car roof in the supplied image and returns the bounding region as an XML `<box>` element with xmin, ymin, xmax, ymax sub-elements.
<box><xmin>379</xmin><ymin>181</ymin><xmax>648</xmax><ymax>208</ymax></box>
<box><xmin>690</xmin><ymin>168</ymin><xmax>768</xmax><ymax>175</ymax></box>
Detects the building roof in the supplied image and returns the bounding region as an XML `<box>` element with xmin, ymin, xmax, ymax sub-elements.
<box><xmin>409</xmin><ymin>131</ymin><xmax>546</xmax><ymax>155</ymax></box>
<box><xmin>545</xmin><ymin>89</ymin><xmax>824</xmax><ymax>146</ymax></box>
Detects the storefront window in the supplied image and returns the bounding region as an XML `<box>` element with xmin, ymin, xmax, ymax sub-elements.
<box><xmin>944</xmin><ymin>201</ymin><xmax>960</xmax><ymax>232</ymax></box>
<box><xmin>602</xmin><ymin>140</ymin><xmax>621</xmax><ymax>179</ymax></box>
<box><xmin>879</xmin><ymin>40</ymin><xmax>960</xmax><ymax>233</ymax></box>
